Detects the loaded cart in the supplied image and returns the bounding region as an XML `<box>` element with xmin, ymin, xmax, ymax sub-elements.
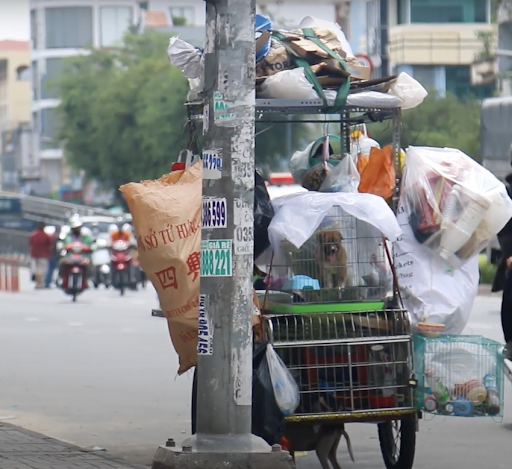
<box><xmin>249</xmin><ymin>99</ymin><xmax>419</xmax><ymax>469</ymax></box>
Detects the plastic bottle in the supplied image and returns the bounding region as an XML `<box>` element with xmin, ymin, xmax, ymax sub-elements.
<box><xmin>452</xmin><ymin>397</ymin><xmax>473</xmax><ymax>417</ymax></box>
<box><xmin>424</xmin><ymin>368</ymin><xmax>450</xmax><ymax>405</ymax></box>
<box><xmin>442</xmin><ymin>185</ymin><xmax>461</xmax><ymax>225</ymax></box>
<box><xmin>482</xmin><ymin>374</ymin><xmax>500</xmax><ymax>416</ymax></box>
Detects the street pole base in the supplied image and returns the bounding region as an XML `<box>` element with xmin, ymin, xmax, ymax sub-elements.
<box><xmin>152</xmin><ymin>435</ymin><xmax>295</xmax><ymax>469</ymax></box>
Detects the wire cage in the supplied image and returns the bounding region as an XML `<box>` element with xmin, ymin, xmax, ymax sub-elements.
<box><xmin>265</xmin><ymin>205</ymin><xmax>394</xmax><ymax>314</ymax></box>
<box><xmin>414</xmin><ymin>335</ymin><xmax>505</xmax><ymax>418</ymax></box>
<box><xmin>267</xmin><ymin>310</ymin><xmax>416</xmax><ymax>421</ymax></box>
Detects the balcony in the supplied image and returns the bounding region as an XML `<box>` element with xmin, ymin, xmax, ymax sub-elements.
<box><xmin>389</xmin><ymin>23</ymin><xmax>496</xmax><ymax>66</ymax></box>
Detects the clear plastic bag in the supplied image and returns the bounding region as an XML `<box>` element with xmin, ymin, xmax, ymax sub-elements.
<box><xmin>167</xmin><ymin>37</ymin><xmax>203</xmax><ymax>79</ymax></box>
<box><xmin>266</xmin><ymin>344</ymin><xmax>300</xmax><ymax>416</ymax></box>
<box><xmin>319</xmin><ymin>154</ymin><xmax>360</xmax><ymax>193</ymax></box>
<box><xmin>402</xmin><ymin>146</ymin><xmax>512</xmax><ymax>268</ymax></box>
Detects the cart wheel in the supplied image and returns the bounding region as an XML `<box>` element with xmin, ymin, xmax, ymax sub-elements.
<box><xmin>378</xmin><ymin>419</ymin><xmax>416</xmax><ymax>469</ymax></box>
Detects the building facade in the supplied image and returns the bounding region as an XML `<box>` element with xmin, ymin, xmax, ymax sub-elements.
<box><xmin>386</xmin><ymin>0</ymin><xmax>495</xmax><ymax>99</ymax></box>
<box><xmin>0</xmin><ymin>40</ymin><xmax>31</xmax><ymax>191</ymax></box>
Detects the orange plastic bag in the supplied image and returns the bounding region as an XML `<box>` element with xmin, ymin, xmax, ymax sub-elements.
<box><xmin>356</xmin><ymin>152</ymin><xmax>369</xmax><ymax>174</ymax></box>
<box><xmin>358</xmin><ymin>144</ymin><xmax>396</xmax><ymax>199</ymax></box>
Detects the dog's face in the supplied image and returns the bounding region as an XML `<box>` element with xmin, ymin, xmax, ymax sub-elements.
<box><xmin>317</xmin><ymin>231</ymin><xmax>343</xmax><ymax>263</ymax></box>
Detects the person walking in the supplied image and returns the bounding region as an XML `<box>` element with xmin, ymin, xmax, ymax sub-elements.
<box><xmin>44</xmin><ymin>225</ymin><xmax>59</xmax><ymax>288</ymax></box>
<box><xmin>492</xmin><ymin>173</ymin><xmax>512</xmax><ymax>360</ymax></box>
<box><xmin>29</xmin><ymin>221</ymin><xmax>52</xmax><ymax>289</ymax></box>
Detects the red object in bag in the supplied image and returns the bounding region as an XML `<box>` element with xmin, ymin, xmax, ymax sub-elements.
<box><xmin>171</xmin><ymin>162</ymin><xmax>186</xmax><ymax>171</ymax></box>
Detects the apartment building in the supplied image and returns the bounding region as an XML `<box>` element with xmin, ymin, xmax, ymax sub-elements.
<box><xmin>386</xmin><ymin>0</ymin><xmax>495</xmax><ymax>99</ymax></box>
<box><xmin>0</xmin><ymin>40</ymin><xmax>31</xmax><ymax>191</ymax></box>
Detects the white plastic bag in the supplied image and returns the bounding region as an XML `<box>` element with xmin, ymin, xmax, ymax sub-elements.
<box><xmin>266</xmin><ymin>344</ymin><xmax>300</xmax><ymax>416</ymax></box>
<box><xmin>299</xmin><ymin>16</ymin><xmax>355</xmax><ymax>59</ymax></box>
<box><xmin>402</xmin><ymin>146</ymin><xmax>512</xmax><ymax>267</ymax></box>
<box><xmin>319</xmin><ymin>154</ymin><xmax>360</xmax><ymax>193</ymax></box>
<box><xmin>394</xmin><ymin>196</ymin><xmax>479</xmax><ymax>334</ymax></box>
<box><xmin>167</xmin><ymin>37</ymin><xmax>203</xmax><ymax>79</ymax></box>
<box><xmin>349</xmin><ymin>125</ymin><xmax>381</xmax><ymax>163</ymax></box>
<box><xmin>347</xmin><ymin>91</ymin><xmax>402</xmax><ymax>108</ymax></box>
<box><xmin>259</xmin><ymin>68</ymin><xmax>318</xmax><ymax>100</ymax></box>
<box><xmin>290</xmin><ymin>141</ymin><xmax>316</xmax><ymax>184</ymax></box>
<box><xmin>389</xmin><ymin>73</ymin><xmax>428</xmax><ymax>110</ymax></box>
<box><xmin>269</xmin><ymin>191</ymin><xmax>402</xmax><ymax>251</ymax></box>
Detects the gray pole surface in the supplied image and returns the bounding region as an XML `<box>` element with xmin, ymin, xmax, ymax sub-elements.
<box><xmin>184</xmin><ymin>0</ymin><xmax>268</xmax><ymax>453</ymax></box>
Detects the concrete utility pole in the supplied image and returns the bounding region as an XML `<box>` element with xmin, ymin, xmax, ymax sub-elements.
<box><xmin>152</xmin><ymin>1</ymin><xmax>293</xmax><ymax>468</ymax></box>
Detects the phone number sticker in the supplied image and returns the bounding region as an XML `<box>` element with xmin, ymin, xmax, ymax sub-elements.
<box><xmin>202</xmin><ymin>150</ymin><xmax>222</xmax><ymax>180</ymax></box>
<box><xmin>202</xmin><ymin>197</ymin><xmax>227</xmax><ymax>229</ymax></box>
<box><xmin>197</xmin><ymin>295</ymin><xmax>213</xmax><ymax>355</ymax></box>
<box><xmin>201</xmin><ymin>239</ymin><xmax>232</xmax><ymax>277</ymax></box>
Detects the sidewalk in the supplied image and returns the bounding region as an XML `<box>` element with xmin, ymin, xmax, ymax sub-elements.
<box><xmin>0</xmin><ymin>423</ymin><xmax>147</xmax><ymax>469</ymax></box>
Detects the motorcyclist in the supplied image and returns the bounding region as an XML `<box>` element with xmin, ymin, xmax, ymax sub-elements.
<box><xmin>109</xmin><ymin>222</ymin><xmax>138</xmax><ymax>288</ymax></box>
<box><xmin>58</xmin><ymin>216</ymin><xmax>94</xmax><ymax>285</ymax></box>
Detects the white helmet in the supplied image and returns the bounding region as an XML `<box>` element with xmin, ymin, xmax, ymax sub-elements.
<box><xmin>121</xmin><ymin>223</ymin><xmax>132</xmax><ymax>233</ymax></box>
<box><xmin>108</xmin><ymin>223</ymin><xmax>119</xmax><ymax>235</ymax></box>
<box><xmin>69</xmin><ymin>215</ymin><xmax>83</xmax><ymax>229</ymax></box>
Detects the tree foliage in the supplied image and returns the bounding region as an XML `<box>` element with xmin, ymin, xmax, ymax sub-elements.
<box><xmin>53</xmin><ymin>30</ymin><xmax>190</xmax><ymax>196</ymax></box>
<box><xmin>368</xmin><ymin>92</ymin><xmax>481</xmax><ymax>161</ymax></box>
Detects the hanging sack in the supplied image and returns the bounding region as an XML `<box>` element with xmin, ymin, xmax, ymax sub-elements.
<box><xmin>266</xmin><ymin>344</ymin><xmax>300</xmax><ymax>416</ymax></box>
<box><xmin>358</xmin><ymin>144</ymin><xmax>396</xmax><ymax>199</ymax></box>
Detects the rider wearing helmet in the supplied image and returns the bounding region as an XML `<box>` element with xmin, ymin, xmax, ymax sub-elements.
<box><xmin>109</xmin><ymin>222</ymin><xmax>135</xmax><ymax>244</ymax></box>
<box><xmin>58</xmin><ymin>215</ymin><xmax>94</xmax><ymax>284</ymax></box>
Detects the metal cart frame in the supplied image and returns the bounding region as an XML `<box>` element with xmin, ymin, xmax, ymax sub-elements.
<box><xmin>187</xmin><ymin>98</ymin><xmax>419</xmax><ymax>469</ymax></box>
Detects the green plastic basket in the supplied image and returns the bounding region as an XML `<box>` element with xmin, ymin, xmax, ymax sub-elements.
<box><xmin>413</xmin><ymin>334</ymin><xmax>505</xmax><ymax>418</ymax></box>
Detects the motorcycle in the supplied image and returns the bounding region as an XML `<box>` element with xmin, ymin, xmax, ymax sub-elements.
<box><xmin>60</xmin><ymin>242</ymin><xmax>92</xmax><ymax>302</ymax></box>
<box><xmin>110</xmin><ymin>240</ymin><xmax>134</xmax><ymax>296</ymax></box>
<box><xmin>92</xmin><ymin>236</ymin><xmax>111</xmax><ymax>289</ymax></box>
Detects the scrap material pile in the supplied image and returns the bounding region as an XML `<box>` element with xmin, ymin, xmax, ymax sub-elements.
<box><xmin>168</xmin><ymin>15</ymin><xmax>427</xmax><ymax>109</ymax></box>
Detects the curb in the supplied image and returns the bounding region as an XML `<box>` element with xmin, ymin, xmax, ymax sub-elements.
<box><xmin>0</xmin><ymin>422</ymin><xmax>147</xmax><ymax>468</ymax></box>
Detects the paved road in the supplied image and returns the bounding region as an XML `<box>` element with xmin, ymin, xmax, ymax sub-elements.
<box><xmin>1</xmin><ymin>271</ymin><xmax>512</xmax><ymax>468</ymax></box>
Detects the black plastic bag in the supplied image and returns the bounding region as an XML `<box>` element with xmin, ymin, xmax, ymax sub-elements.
<box><xmin>252</xmin><ymin>341</ymin><xmax>285</xmax><ymax>445</ymax></box>
<box><xmin>254</xmin><ymin>171</ymin><xmax>274</xmax><ymax>261</ymax></box>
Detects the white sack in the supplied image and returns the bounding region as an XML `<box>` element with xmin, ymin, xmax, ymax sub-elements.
<box><xmin>394</xmin><ymin>197</ymin><xmax>479</xmax><ymax>334</ymax></box>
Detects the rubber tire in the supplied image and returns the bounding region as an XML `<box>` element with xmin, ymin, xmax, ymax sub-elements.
<box><xmin>120</xmin><ymin>272</ymin><xmax>125</xmax><ymax>296</ymax></box>
<box><xmin>93</xmin><ymin>282</ymin><xmax>99</xmax><ymax>289</ymax></box>
<box><xmin>378</xmin><ymin>419</ymin><xmax>416</xmax><ymax>469</ymax></box>
<box><xmin>191</xmin><ymin>366</ymin><xmax>197</xmax><ymax>435</ymax></box>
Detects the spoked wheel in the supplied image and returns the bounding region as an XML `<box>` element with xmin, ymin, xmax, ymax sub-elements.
<box><xmin>378</xmin><ymin>419</ymin><xmax>416</xmax><ymax>469</ymax></box>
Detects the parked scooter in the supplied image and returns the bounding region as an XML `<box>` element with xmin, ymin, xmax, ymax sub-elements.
<box><xmin>110</xmin><ymin>240</ymin><xmax>134</xmax><ymax>296</ymax></box>
<box><xmin>92</xmin><ymin>236</ymin><xmax>111</xmax><ymax>288</ymax></box>
<box><xmin>60</xmin><ymin>241</ymin><xmax>92</xmax><ymax>302</ymax></box>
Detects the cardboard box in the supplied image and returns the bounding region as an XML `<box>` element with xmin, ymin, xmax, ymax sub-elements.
<box><xmin>346</xmin><ymin>62</ymin><xmax>371</xmax><ymax>81</ymax></box>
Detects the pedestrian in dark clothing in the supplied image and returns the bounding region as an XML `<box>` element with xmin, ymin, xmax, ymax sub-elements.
<box><xmin>44</xmin><ymin>226</ymin><xmax>59</xmax><ymax>288</ymax></box>
<box><xmin>492</xmin><ymin>173</ymin><xmax>512</xmax><ymax>359</ymax></box>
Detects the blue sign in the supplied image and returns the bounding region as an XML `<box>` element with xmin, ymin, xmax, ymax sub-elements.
<box><xmin>0</xmin><ymin>217</ymin><xmax>36</xmax><ymax>231</ymax></box>
<box><xmin>0</xmin><ymin>197</ymin><xmax>22</xmax><ymax>215</ymax></box>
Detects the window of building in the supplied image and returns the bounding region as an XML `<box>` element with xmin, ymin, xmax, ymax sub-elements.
<box><xmin>45</xmin><ymin>7</ymin><xmax>93</xmax><ymax>49</ymax></box>
<box><xmin>397</xmin><ymin>0</ymin><xmax>409</xmax><ymax>24</ymax></box>
<box><xmin>30</xmin><ymin>9</ymin><xmax>38</xmax><ymax>49</ymax></box>
<box><xmin>40</xmin><ymin>108</ymin><xmax>61</xmax><ymax>149</ymax></box>
<box><xmin>413</xmin><ymin>65</ymin><xmax>437</xmax><ymax>90</ymax></box>
<box><xmin>410</xmin><ymin>0</ymin><xmax>488</xmax><ymax>23</ymax></box>
<box><xmin>32</xmin><ymin>60</ymin><xmax>39</xmax><ymax>100</ymax></box>
<box><xmin>170</xmin><ymin>6</ymin><xmax>195</xmax><ymax>25</ymax></box>
<box><xmin>100</xmin><ymin>6</ymin><xmax>133</xmax><ymax>48</ymax></box>
<box><xmin>41</xmin><ymin>58</ymin><xmax>67</xmax><ymax>100</ymax></box>
<box><xmin>445</xmin><ymin>65</ymin><xmax>494</xmax><ymax>100</ymax></box>
<box><xmin>16</xmin><ymin>65</ymin><xmax>30</xmax><ymax>81</ymax></box>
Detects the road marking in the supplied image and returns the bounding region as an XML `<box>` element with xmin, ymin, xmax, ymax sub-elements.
<box><xmin>68</xmin><ymin>322</ymin><xmax>83</xmax><ymax>327</ymax></box>
<box><xmin>25</xmin><ymin>317</ymin><xmax>40</xmax><ymax>322</ymax></box>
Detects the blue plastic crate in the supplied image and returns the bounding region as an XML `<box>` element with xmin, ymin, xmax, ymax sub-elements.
<box><xmin>414</xmin><ymin>334</ymin><xmax>505</xmax><ymax>418</ymax></box>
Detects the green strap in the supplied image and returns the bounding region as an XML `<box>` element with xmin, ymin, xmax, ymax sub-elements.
<box><xmin>301</xmin><ymin>28</ymin><xmax>350</xmax><ymax>111</ymax></box>
<box><xmin>271</xmin><ymin>30</ymin><xmax>350</xmax><ymax>112</ymax></box>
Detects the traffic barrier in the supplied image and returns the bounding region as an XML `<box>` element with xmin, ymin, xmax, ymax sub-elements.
<box><xmin>0</xmin><ymin>257</ymin><xmax>20</xmax><ymax>293</ymax></box>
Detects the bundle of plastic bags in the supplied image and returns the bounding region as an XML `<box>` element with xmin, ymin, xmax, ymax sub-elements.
<box><xmin>402</xmin><ymin>146</ymin><xmax>512</xmax><ymax>268</ymax></box>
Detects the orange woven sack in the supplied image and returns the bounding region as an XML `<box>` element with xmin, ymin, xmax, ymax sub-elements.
<box><xmin>358</xmin><ymin>144</ymin><xmax>396</xmax><ymax>199</ymax></box>
<box><xmin>356</xmin><ymin>152</ymin><xmax>369</xmax><ymax>174</ymax></box>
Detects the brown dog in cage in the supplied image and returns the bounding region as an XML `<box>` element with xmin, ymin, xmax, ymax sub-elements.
<box><xmin>285</xmin><ymin>397</ymin><xmax>355</xmax><ymax>469</ymax></box>
<box><xmin>315</xmin><ymin>230</ymin><xmax>348</xmax><ymax>289</ymax></box>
